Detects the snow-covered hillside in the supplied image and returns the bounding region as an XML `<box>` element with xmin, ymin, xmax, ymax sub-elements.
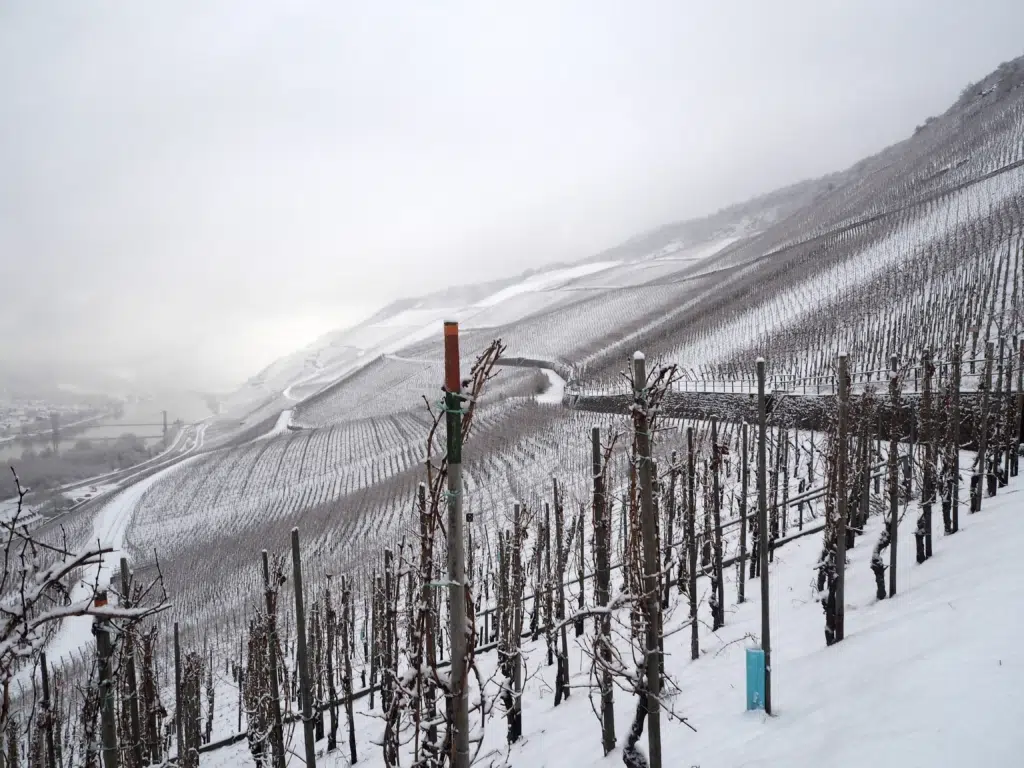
<box><xmin>219</xmin><ymin>236</ymin><xmax>751</xmax><ymax>430</ymax></box>
<box><xmin>193</xmin><ymin>465</ymin><xmax>1023</xmax><ymax>768</ymax></box>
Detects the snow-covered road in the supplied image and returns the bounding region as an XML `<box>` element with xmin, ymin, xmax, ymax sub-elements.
<box><xmin>41</xmin><ymin>456</ymin><xmax>196</xmax><ymax>667</ymax></box>
<box><xmin>535</xmin><ymin>368</ymin><xmax>566</xmax><ymax>405</ymax></box>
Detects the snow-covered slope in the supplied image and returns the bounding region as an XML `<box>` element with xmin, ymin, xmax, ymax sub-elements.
<box><xmin>219</xmin><ymin>242</ymin><xmax>746</xmax><ymax>430</ymax></box>
<box><xmin>195</xmin><ymin>467</ymin><xmax>1023</xmax><ymax>768</ymax></box>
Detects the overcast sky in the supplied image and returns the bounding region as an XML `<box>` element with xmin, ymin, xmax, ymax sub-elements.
<box><xmin>2</xmin><ymin>1</ymin><xmax>1023</xmax><ymax>392</ymax></box>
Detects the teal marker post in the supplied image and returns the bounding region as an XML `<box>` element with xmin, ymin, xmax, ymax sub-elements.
<box><xmin>746</xmin><ymin>648</ymin><xmax>766</xmax><ymax>711</ymax></box>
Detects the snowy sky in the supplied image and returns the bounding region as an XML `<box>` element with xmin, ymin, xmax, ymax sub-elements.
<box><xmin>2</xmin><ymin>0</ymin><xmax>1023</xmax><ymax>392</ymax></box>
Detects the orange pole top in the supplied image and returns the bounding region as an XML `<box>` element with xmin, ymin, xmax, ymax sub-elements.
<box><xmin>444</xmin><ymin>321</ymin><xmax>461</xmax><ymax>392</ymax></box>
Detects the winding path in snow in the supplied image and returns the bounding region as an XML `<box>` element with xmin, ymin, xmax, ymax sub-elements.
<box><xmin>40</xmin><ymin>452</ymin><xmax>200</xmax><ymax>667</ymax></box>
<box><xmin>535</xmin><ymin>368</ymin><xmax>566</xmax><ymax>405</ymax></box>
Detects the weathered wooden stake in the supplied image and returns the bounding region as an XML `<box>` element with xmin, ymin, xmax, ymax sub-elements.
<box><xmin>687</xmin><ymin>427</ymin><xmax>698</xmax><ymax>662</ymax></box>
<box><xmin>340</xmin><ymin>577</ymin><xmax>357</xmax><ymax>764</ymax></box>
<box><xmin>973</xmin><ymin>341</ymin><xmax>993</xmax><ymax>511</ymax></box>
<box><xmin>591</xmin><ymin>426</ymin><xmax>616</xmax><ymax>755</ymax></box>
<box><xmin>836</xmin><ymin>354</ymin><xmax>849</xmax><ymax>643</ymax></box>
<box><xmin>118</xmin><ymin>559</ymin><xmax>143</xmax><ymax>768</ymax></box>
<box><xmin>261</xmin><ymin>552</ymin><xmax>285</xmax><ymax>768</ymax></box>
<box><xmin>173</xmin><ymin>621</ymin><xmax>183</xmax><ymax>768</ymax></box>
<box><xmin>757</xmin><ymin>358</ymin><xmax>772</xmax><ymax>715</ymax></box>
<box><xmin>632</xmin><ymin>352</ymin><xmax>662</xmax><ymax>768</ymax></box>
<box><xmin>738</xmin><ymin>422</ymin><xmax>748</xmax><ymax>604</ymax></box>
<box><xmin>39</xmin><ymin>653</ymin><xmax>56</xmax><ymax>768</ymax></box>
<box><xmin>888</xmin><ymin>355</ymin><xmax>900</xmax><ymax>598</ymax></box>
<box><xmin>711</xmin><ymin>416</ymin><xmax>725</xmax><ymax>630</ymax></box>
<box><xmin>291</xmin><ymin>529</ymin><xmax>317</xmax><ymax>768</ymax></box>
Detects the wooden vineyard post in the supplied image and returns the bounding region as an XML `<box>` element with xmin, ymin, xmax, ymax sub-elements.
<box><xmin>662</xmin><ymin>452</ymin><xmax>678</xmax><ymax>609</ymax></box>
<box><xmin>96</xmin><ymin>602</ymin><xmax>119</xmax><ymax>768</ymax></box>
<box><xmin>510</xmin><ymin>504</ymin><xmax>524</xmax><ymax>742</ymax></box>
<box><xmin>948</xmin><ymin>346</ymin><xmax>962</xmax><ymax>532</ymax></box>
<box><xmin>592</xmin><ymin>427</ymin><xmax>616</xmax><ymax>755</ymax></box>
<box><xmin>1000</xmin><ymin>338</ymin><xmax>1011</xmax><ymax>487</ymax></box>
<box><xmin>1014</xmin><ymin>339</ymin><xmax>1023</xmax><ymax>478</ymax></box>
<box><xmin>324</xmin><ymin>577</ymin><xmax>338</xmax><ymax>753</ymax></box>
<box><xmin>738</xmin><ymin>422</ymin><xmax>748</xmax><ymax>604</ymax></box>
<box><xmin>173</xmin><ymin>621</ymin><xmax>183</xmax><ymax>768</ymax></box>
<box><xmin>756</xmin><ymin>359</ymin><xmax>772</xmax><ymax>715</ymax></box>
<box><xmin>632</xmin><ymin>352</ymin><xmax>662</xmax><ymax>768</ymax></box>
<box><xmin>687</xmin><ymin>427</ymin><xmax>698</xmax><ymax>662</ymax></box>
<box><xmin>117</xmin><ymin>559</ymin><xmax>143</xmax><ymax>768</ymax></box>
<box><xmin>443</xmin><ymin>321</ymin><xmax>471</xmax><ymax>768</ymax></box>
<box><xmin>576</xmin><ymin>505</ymin><xmax>585</xmax><ymax>637</ymax></box>
<box><xmin>875</xmin><ymin>415</ymin><xmax>882</xmax><ymax>496</ymax></box>
<box><xmin>261</xmin><ymin>551</ymin><xmax>286</xmax><ymax>768</ymax></box>
<box><xmin>39</xmin><ymin>653</ymin><xmax>57</xmax><ymax>768</ymax></box>
<box><xmin>383</xmin><ymin>548</ymin><xmax>395</xmax><ymax>711</ymax></box>
<box><xmin>544</xmin><ymin>501</ymin><xmax>554</xmax><ymax>667</ymax></box>
<box><xmin>888</xmin><ymin>355</ymin><xmax>900</xmax><ymax>597</ymax></box>
<box><xmin>291</xmin><ymin>529</ymin><xmax>317</xmax><ymax>768</ymax></box>
<box><xmin>836</xmin><ymin>354</ymin><xmax>849</xmax><ymax>643</ymax></box>
<box><xmin>917</xmin><ymin>349</ymin><xmax>934</xmax><ymax>563</ymax></box>
<box><xmin>553</xmin><ymin>479</ymin><xmax>571</xmax><ymax>705</ymax></box>
<box><xmin>973</xmin><ymin>341</ymin><xmax>994</xmax><ymax>511</ymax></box>
<box><xmin>418</xmin><ymin>484</ymin><xmax>440</xmax><ymax>761</ymax></box>
<box><xmin>340</xmin><ymin>577</ymin><xmax>358</xmax><ymax>764</ymax></box>
<box><xmin>782</xmin><ymin>430</ymin><xmax>791</xmax><ymax>539</ymax></box>
<box><xmin>711</xmin><ymin>416</ymin><xmax>725</xmax><ymax>630</ymax></box>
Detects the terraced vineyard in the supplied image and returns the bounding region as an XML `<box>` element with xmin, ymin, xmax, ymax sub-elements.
<box><xmin>15</xmin><ymin>58</ymin><xmax>1024</xmax><ymax>768</ymax></box>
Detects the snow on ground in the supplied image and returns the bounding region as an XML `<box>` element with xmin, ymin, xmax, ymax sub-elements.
<box><xmin>651</xmin><ymin>235</ymin><xmax>741</xmax><ymax>262</ymax></box>
<box><xmin>536</xmin><ymin>369</ymin><xmax>566</xmax><ymax>405</ymax></box>
<box><xmin>198</xmin><ymin>468</ymin><xmax>1023</xmax><ymax>768</ymax></box>
<box><xmin>262</xmin><ymin>409</ymin><xmax>293</xmax><ymax>438</ymax></box>
<box><xmin>62</xmin><ymin>482</ymin><xmax>119</xmax><ymax>503</ymax></box>
<box><xmin>472</xmin><ymin>262</ymin><xmax>619</xmax><ymax>308</ymax></box>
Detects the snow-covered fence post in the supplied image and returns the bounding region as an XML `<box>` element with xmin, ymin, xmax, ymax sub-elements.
<box><xmin>835</xmin><ymin>353</ymin><xmax>849</xmax><ymax>643</ymax></box>
<box><xmin>916</xmin><ymin>349</ymin><xmax>935</xmax><ymax>563</ymax></box>
<box><xmin>768</xmin><ymin>428</ymin><xmax>782</xmax><ymax>560</ymax></box>
<box><xmin>552</xmin><ymin>478</ymin><xmax>571</xmax><ymax>706</ymax></box>
<box><xmin>738</xmin><ymin>421</ymin><xmax>748</xmax><ymax>604</ymax></box>
<box><xmin>544</xmin><ymin>501</ymin><xmax>554</xmax><ymax>666</ymax></box>
<box><xmin>504</xmin><ymin>504</ymin><xmax>524</xmax><ymax>744</ymax></box>
<box><xmin>972</xmin><ymin>341</ymin><xmax>994</xmax><ymax>512</ymax></box>
<box><xmin>782</xmin><ymin>429</ymin><xmax>791</xmax><ymax>539</ymax></box>
<box><xmin>260</xmin><ymin>552</ymin><xmax>285</xmax><ymax>768</ymax></box>
<box><xmin>1013</xmin><ymin>338</ymin><xmax>1023</xmax><ymax>478</ymax></box>
<box><xmin>442</xmin><ymin>320</ymin><xmax>470</xmax><ymax>768</ymax></box>
<box><xmin>291</xmin><ymin>529</ymin><xmax>317</xmax><ymax>768</ymax></box>
<box><xmin>662</xmin><ymin>451</ymin><xmax>678</xmax><ymax>610</ymax></box>
<box><xmin>576</xmin><ymin>505</ymin><xmax>586</xmax><ymax>637</ymax></box>
<box><xmin>340</xmin><ymin>577</ymin><xmax>357</xmax><ymax>765</ymax></box>
<box><xmin>139</xmin><ymin>628</ymin><xmax>162</xmax><ymax>764</ymax></box>
<box><xmin>39</xmin><ymin>653</ymin><xmax>56</xmax><ymax>768</ymax></box>
<box><xmin>382</xmin><ymin>548</ymin><xmax>395</xmax><ymax>712</ymax></box>
<box><xmin>944</xmin><ymin>346</ymin><xmax>961</xmax><ymax>533</ymax></box>
<box><xmin>631</xmin><ymin>351</ymin><xmax>662</xmax><ymax>768</ymax></box>
<box><xmin>757</xmin><ymin>358</ymin><xmax>772</xmax><ymax>715</ymax></box>
<box><xmin>591</xmin><ymin>426</ymin><xmax>616</xmax><ymax>756</ymax></box>
<box><xmin>711</xmin><ymin>416</ymin><xmax>725</xmax><ymax>631</ymax></box>
<box><xmin>889</xmin><ymin>355</ymin><xmax>901</xmax><ymax>595</ymax></box>
<box><xmin>687</xmin><ymin>427</ymin><xmax>698</xmax><ymax>661</ymax></box>
<box><xmin>172</xmin><ymin>622</ymin><xmax>183</xmax><ymax>768</ymax></box>
<box><xmin>323</xmin><ymin>578</ymin><xmax>338</xmax><ymax>753</ymax></box>
<box><xmin>179</xmin><ymin>652</ymin><xmax>201</xmax><ymax>768</ymax></box>
<box><xmin>117</xmin><ymin>559</ymin><xmax>143</xmax><ymax>768</ymax></box>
